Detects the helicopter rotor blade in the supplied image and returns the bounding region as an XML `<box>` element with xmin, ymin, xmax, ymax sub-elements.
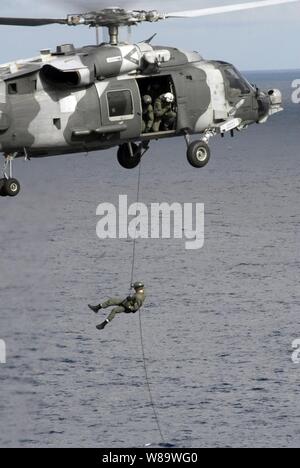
<box><xmin>0</xmin><ymin>17</ymin><xmax>68</xmax><ymax>27</ymax></box>
<box><xmin>166</xmin><ymin>0</ymin><xmax>299</xmax><ymax>19</ymax></box>
<box><xmin>0</xmin><ymin>0</ymin><xmax>298</xmax><ymax>32</ymax></box>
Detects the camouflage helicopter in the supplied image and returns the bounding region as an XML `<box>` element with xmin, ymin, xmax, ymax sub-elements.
<box><xmin>0</xmin><ymin>0</ymin><xmax>297</xmax><ymax>198</ymax></box>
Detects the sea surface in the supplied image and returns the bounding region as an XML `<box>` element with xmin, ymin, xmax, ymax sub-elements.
<box><xmin>0</xmin><ymin>70</ymin><xmax>299</xmax><ymax>448</ymax></box>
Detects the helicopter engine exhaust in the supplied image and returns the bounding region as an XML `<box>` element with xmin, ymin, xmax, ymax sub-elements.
<box><xmin>39</xmin><ymin>43</ymin><xmax>172</xmax><ymax>88</ymax></box>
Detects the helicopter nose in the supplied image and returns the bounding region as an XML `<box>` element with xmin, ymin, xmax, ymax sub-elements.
<box><xmin>257</xmin><ymin>88</ymin><xmax>282</xmax><ymax>123</ymax></box>
<box><xmin>268</xmin><ymin>89</ymin><xmax>283</xmax><ymax>113</ymax></box>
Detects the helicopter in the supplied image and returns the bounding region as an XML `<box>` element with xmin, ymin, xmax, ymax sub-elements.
<box><xmin>0</xmin><ymin>0</ymin><xmax>297</xmax><ymax>198</ymax></box>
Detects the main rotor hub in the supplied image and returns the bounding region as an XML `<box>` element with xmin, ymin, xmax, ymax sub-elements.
<box><xmin>67</xmin><ymin>9</ymin><xmax>163</xmax><ymax>27</ymax></box>
<box><xmin>67</xmin><ymin>8</ymin><xmax>164</xmax><ymax>45</ymax></box>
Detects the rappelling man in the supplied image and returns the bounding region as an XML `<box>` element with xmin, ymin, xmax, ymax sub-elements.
<box><xmin>88</xmin><ymin>282</ymin><xmax>146</xmax><ymax>331</ymax></box>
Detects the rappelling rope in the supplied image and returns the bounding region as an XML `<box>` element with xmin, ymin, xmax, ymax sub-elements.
<box><xmin>138</xmin><ymin>311</ymin><xmax>166</xmax><ymax>445</ymax></box>
<box><xmin>130</xmin><ymin>153</ymin><xmax>166</xmax><ymax>446</ymax></box>
<box><xmin>129</xmin><ymin>160</ymin><xmax>142</xmax><ymax>288</ymax></box>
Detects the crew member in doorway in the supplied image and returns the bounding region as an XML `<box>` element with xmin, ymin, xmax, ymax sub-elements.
<box><xmin>88</xmin><ymin>282</ymin><xmax>146</xmax><ymax>331</ymax></box>
<box><xmin>142</xmin><ymin>95</ymin><xmax>154</xmax><ymax>133</ymax></box>
<box><xmin>153</xmin><ymin>92</ymin><xmax>177</xmax><ymax>132</ymax></box>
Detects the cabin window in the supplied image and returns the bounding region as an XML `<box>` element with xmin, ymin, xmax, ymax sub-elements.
<box><xmin>8</xmin><ymin>83</ymin><xmax>18</xmax><ymax>95</ymax></box>
<box><xmin>8</xmin><ymin>79</ymin><xmax>37</xmax><ymax>95</ymax></box>
<box><xmin>107</xmin><ymin>90</ymin><xmax>133</xmax><ymax>121</ymax></box>
<box><xmin>224</xmin><ymin>66</ymin><xmax>251</xmax><ymax>95</ymax></box>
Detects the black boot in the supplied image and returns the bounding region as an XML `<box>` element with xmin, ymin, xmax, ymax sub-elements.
<box><xmin>88</xmin><ymin>304</ymin><xmax>102</xmax><ymax>313</ymax></box>
<box><xmin>96</xmin><ymin>320</ymin><xmax>109</xmax><ymax>331</ymax></box>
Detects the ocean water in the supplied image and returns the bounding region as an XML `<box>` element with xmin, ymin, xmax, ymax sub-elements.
<box><xmin>0</xmin><ymin>71</ymin><xmax>299</xmax><ymax>448</ymax></box>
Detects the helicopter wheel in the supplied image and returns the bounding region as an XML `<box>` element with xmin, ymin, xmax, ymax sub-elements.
<box><xmin>187</xmin><ymin>141</ymin><xmax>211</xmax><ymax>168</ymax></box>
<box><xmin>3</xmin><ymin>178</ymin><xmax>21</xmax><ymax>197</ymax></box>
<box><xmin>117</xmin><ymin>143</ymin><xmax>141</xmax><ymax>170</ymax></box>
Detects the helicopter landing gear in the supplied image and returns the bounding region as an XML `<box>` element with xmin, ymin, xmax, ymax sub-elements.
<box><xmin>0</xmin><ymin>154</ymin><xmax>21</xmax><ymax>197</ymax></box>
<box><xmin>3</xmin><ymin>178</ymin><xmax>21</xmax><ymax>197</ymax></box>
<box><xmin>187</xmin><ymin>141</ymin><xmax>211</xmax><ymax>168</ymax></box>
<box><xmin>117</xmin><ymin>142</ymin><xmax>149</xmax><ymax>170</ymax></box>
<box><xmin>185</xmin><ymin>130</ymin><xmax>215</xmax><ymax>169</ymax></box>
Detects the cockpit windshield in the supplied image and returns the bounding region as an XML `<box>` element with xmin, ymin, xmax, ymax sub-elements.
<box><xmin>223</xmin><ymin>66</ymin><xmax>252</xmax><ymax>95</ymax></box>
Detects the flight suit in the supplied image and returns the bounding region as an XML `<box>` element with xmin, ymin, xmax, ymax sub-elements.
<box><xmin>153</xmin><ymin>95</ymin><xmax>177</xmax><ymax>132</ymax></box>
<box><xmin>101</xmin><ymin>289</ymin><xmax>147</xmax><ymax>323</ymax></box>
<box><xmin>142</xmin><ymin>103</ymin><xmax>154</xmax><ymax>133</ymax></box>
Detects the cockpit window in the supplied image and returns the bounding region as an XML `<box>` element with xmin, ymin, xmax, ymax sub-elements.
<box><xmin>224</xmin><ymin>66</ymin><xmax>251</xmax><ymax>95</ymax></box>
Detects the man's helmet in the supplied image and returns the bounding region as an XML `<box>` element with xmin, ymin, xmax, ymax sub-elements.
<box><xmin>163</xmin><ymin>93</ymin><xmax>175</xmax><ymax>103</ymax></box>
<box><xmin>143</xmin><ymin>95</ymin><xmax>152</xmax><ymax>105</ymax></box>
<box><xmin>132</xmin><ymin>282</ymin><xmax>144</xmax><ymax>290</ymax></box>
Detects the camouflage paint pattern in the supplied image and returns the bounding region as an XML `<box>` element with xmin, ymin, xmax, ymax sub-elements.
<box><xmin>0</xmin><ymin>42</ymin><xmax>281</xmax><ymax>159</ymax></box>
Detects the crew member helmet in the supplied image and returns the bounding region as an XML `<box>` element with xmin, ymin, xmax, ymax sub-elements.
<box><xmin>132</xmin><ymin>282</ymin><xmax>144</xmax><ymax>291</ymax></box>
<box><xmin>163</xmin><ymin>93</ymin><xmax>175</xmax><ymax>103</ymax></box>
<box><xmin>143</xmin><ymin>95</ymin><xmax>152</xmax><ymax>105</ymax></box>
